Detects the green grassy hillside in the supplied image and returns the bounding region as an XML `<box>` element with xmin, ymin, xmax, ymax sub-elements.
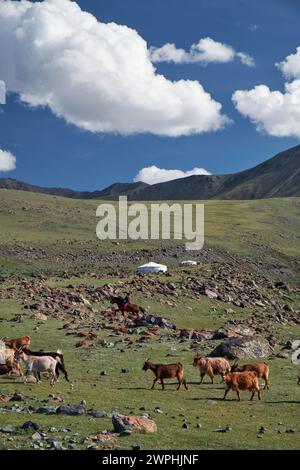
<box><xmin>0</xmin><ymin>190</ymin><xmax>300</xmax><ymax>450</ymax></box>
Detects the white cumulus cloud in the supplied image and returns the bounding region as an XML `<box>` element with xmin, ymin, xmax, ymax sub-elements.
<box><xmin>0</xmin><ymin>0</ymin><xmax>229</xmax><ymax>137</ymax></box>
<box><xmin>134</xmin><ymin>165</ymin><xmax>211</xmax><ymax>185</ymax></box>
<box><xmin>0</xmin><ymin>149</ymin><xmax>16</xmax><ymax>172</ymax></box>
<box><xmin>276</xmin><ymin>47</ymin><xmax>300</xmax><ymax>79</ymax></box>
<box><xmin>233</xmin><ymin>46</ymin><xmax>300</xmax><ymax>138</ymax></box>
<box><xmin>150</xmin><ymin>37</ymin><xmax>255</xmax><ymax>67</ymax></box>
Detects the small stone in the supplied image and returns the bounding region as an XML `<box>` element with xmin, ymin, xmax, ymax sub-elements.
<box><xmin>48</xmin><ymin>427</ymin><xmax>58</xmax><ymax>433</ymax></box>
<box><xmin>213</xmin><ymin>425</ymin><xmax>232</xmax><ymax>433</ymax></box>
<box><xmin>154</xmin><ymin>407</ymin><xmax>163</xmax><ymax>414</ymax></box>
<box><xmin>258</xmin><ymin>426</ymin><xmax>266</xmax><ymax>434</ymax></box>
<box><xmin>11</xmin><ymin>392</ymin><xmax>23</xmax><ymax>402</ymax></box>
<box><xmin>68</xmin><ymin>443</ymin><xmax>77</xmax><ymax>449</ymax></box>
<box><xmin>121</xmin><ymin>368</ymin><xmax>129</xmax><ymax>373</ymax></box>
<box><xmin>22</xmin><ymin>421</ymin><xmax>40</xmax><ymax>431</ymax></box>
<box><xmin>0</xmin><ymin>425</ymin><xmax>14</xmax><ymax>434</ymax></box>
<box><xmin>32</xmin><ymin>432</ymin><xmax>42</xmax><ymax>441</ymax></box>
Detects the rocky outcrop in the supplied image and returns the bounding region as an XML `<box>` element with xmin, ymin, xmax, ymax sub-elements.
<box><xmin>112</xmin><ymin>414</ymin><xmax>157</xmax><ymax>434</ymax></box>
<box><xmin>210</xmin><ymin>336</ymin><xmax>271</xmax><ymax>359</ymax></box>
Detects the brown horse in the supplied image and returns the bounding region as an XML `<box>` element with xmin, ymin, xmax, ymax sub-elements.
<box><xmin>110</xmin><ymin>296</ymin><xmax>145</xmax><ymax>316</ymax></box>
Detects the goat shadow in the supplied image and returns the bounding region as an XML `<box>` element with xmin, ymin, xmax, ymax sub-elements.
<box><xmin>118</xmin><ymin>380</ymin><xmax>221</xmax><ymax>391</ymax></box>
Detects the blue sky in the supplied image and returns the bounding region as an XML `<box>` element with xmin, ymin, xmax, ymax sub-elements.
<box><xmin>0</xmin><ymin>0</ymin><xmax>299</xmax><ymax>190</ymax></box>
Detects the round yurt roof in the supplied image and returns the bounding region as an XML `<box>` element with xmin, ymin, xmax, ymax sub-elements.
<box><xmin>137</xmin><ymin>262</ymin><xmax>168</xmax><ymax>273</ymax></box>
<box><xmin>180</xmin><ymin>260</ymin><xmax>197</xmax><ymax>266</ymax></box>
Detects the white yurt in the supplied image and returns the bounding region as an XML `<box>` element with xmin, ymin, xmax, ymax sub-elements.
<box><xmin>179</xmin><ymin>260</ymin><xmax>197</xmax><ymax>267</ymax></box>
<box><xmin>137</xmin><ymin>262</ymin><xmax>168</xmax><ymax>274</ymax></box>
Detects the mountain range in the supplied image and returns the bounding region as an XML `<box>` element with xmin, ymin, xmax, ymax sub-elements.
<box><xmin>1</xmin><ymin>145</ymin><xmax>300</xmax><ymax>200</ymax></box>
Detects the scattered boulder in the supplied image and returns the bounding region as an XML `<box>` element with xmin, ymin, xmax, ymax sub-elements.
<box><xmin>210</xmin><ymin>336</ymin><xmax>271</xmax><ymax>359</ymax></box>
<box><xmin>31</xmin><ymin>312</ymin><xmax>48</xmax><ymax>321</ymax></box>
<box><xmin>213</xmin><ymin>324</ymin><xmax>256</xmax><ymax>339</ymax></box>
<box><xmin>112</xmin><ymin>414</ymin><xmax>157</xmax><ymax>434</ymax></box>
<box><xmin>0</xmin><ymin>425</ymin><xmax>15</xmax><ymax>434</ymax></box>
<box><xmin>276</xmin><ymin>351</ymin><xmax>289</xmax><ymax>359</ymax></box>
<box><xmin>36</xmin><ymin>406</ymin><xmax>57</xmax><ymax>415</ymax></box>
<box><xmin>86</xmin><ymin>433</ymin><xmax>116</xmax><ymax>443</ymax></box>
<box><xmin>56</xmin><ymin>404</ymin><xmax>86</xmax><ymax>416</ymax></box>
<box><xmin>22</xmin><ymin>421</ymin><xmax>40</xmax><ymax>431</ymax></box>
<box><xmin>204</xmin><ymin>289</ymin><xmax>218</xmax><ymax>300</ymax></box>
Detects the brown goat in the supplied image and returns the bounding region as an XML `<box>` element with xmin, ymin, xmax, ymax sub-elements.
<box><xmin>4</xmin><ymin>336</ymin><xmax>31</xmax><ymax>350</ymax></box>
<box><xmin>231</xmin><ymin>361</ymin><xmax>270</xmax><ymax>390</ymax></box>
<box><xmin>223</xmin><ymin>371</ymin><xmax>261</xmax><ymax>401</ymax></box>
<box><xmin>0</xmin><ymin>363</ymin><xmax>13</xmax><ymax>376</ymax></box>
<box><xmin>193</xmin><ymin>355</ymin><xmax>230</xmax><ymax>384</ymax></box>
<box><xmin>0</xmin><ymin>348</ymin><xmax>23</xmax><ymax>376</ymax></box>
<box><xmin>142</xmin><ymin>359</ymin><xmax>188</xmax><ymax>390</ymax></box>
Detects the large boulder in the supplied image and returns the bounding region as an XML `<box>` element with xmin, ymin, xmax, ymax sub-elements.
<box><xmin>210</xmin><ymin>336</ymin><xmax>271</xmax><ymax>359</ymax></box>
<box><xmin>112</xmin><ymin>414</ymin><xmax>157</xmax><ymax>434</ymax></box>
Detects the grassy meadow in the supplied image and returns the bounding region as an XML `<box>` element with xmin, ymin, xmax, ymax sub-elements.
<box><xmin>0</xmin><ymin>189</ymin><xmax>300</xmax><ymax>450</ymax></box>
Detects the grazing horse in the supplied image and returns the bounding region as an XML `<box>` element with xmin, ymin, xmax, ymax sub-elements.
<box><xmin>110</xmin><ymin>296</ymin><xmax>145</xmax><ymax>316</ymax></box>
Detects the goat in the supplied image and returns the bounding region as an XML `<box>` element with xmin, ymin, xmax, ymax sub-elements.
<box><xmin>223</xmin><ymin>371</ymin><xmax>261</xmax><ymax>401</ymax></box>
<box><xmin>21</xmin><ymin>348</ymin><xmax>69</xmax><ymax>382</ymax></box>
<box><xmin>0</xmin><ymin>348</ymin><xmax>23</xmax><ymax>376</ymax></box>
<box><xmin>4</xmin><ymin>336</ymin><xmax>31</xmax><ymax>350</ymax></box>
<box><xmin>231</xmin><ymin>361</ymin><xmax>270</xmax><ymax>390</ymax></box>
<box><xmin>142</xmin><ymin>359</ymin><xmax>188</xmax><ymax>390</ymax></box>
<box><xmin>193</xmin><ymin>355</ymin><xmax>230</xmax><ymax>384</ymax></box>
<box><xmin>15</xmin><ymin>351</ymin><xmax>60</xmax><ymax>386</ymax></box>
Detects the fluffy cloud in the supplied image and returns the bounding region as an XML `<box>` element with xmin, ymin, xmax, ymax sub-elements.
<box><xmin>0</xmin><ymin>149</ymin><xmax>16</xmax><ymax>172</ymax></box>
<box><xmin>134</xmin><ymin>165</ymin><xmax>211</xmax><ymax>185</ymax></box>
<box><xmin>276</xmin><ymin>47</ymin><xmax>300</xmax><ymax>79</ymax></box>
<box><xmin>150</xmin><ymin>37</ymin><xmax>255</xmax><ymax>66</ymax></box>
<box><xmin>0</xmin><ymin>0</ymin><xmax>228</xmax><ymax>137</ymax></box>
<box><xmin>233</xmin><ymin>46</ymin><xmax>300</xmax><ymax>138</ymax></box>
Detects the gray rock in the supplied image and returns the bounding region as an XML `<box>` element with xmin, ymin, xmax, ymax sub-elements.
<box><xmin>68</xmin><ymin>443</ymin><xmax>77</xmax><ymax>449</ymax></box>
<box><xmin>56</xmin><ymin>404</ymin><xmax>86</xmax><ymax>416</ymax></box>
<box><xmin>46</xmin><ymin>438</ymin><xmax>63</xmax><ymax>450</ymax></box>
<box><xmin>22</xmin><ymin>421</ymin><xmax>40</xmax><ymax>431</ymax></box>
<box><xmin>210</xmin><ymin>336</ymin><xmax>271</xmax><ymax>359</ymax></box>
<box><xmin>87</xmin><ymin>409</ymin><xmax>111</xmax><ymax>418</ymax></box>
<box><xmin>36</xmin><ymin>406</ymin><xmax>58</xmax><ymax>414</ymax></box>
<box><xmin>0</xmin><ymin>425</ymin><xmax>15</xmax><ymax>434</ymax></box>
<box><xmin>154</xmin><ymin>407</ymin><xmax>163</xmax><ymax>414</ymax></box>
<box><xmin>213</xmin><ymin>425</ymin><xmax>232</xmax><ymax>433</ymax></box>
<box><xmin>48</xmin><ymin>427</ymin><xmax>58</xmax><ymax>433</ymax></box>
<box><xmin>205</xmin><ymin>289</ymin><xmax>218</xmax><ymax>300</ymax></box>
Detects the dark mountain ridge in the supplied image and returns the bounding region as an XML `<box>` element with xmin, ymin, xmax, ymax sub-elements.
<box><xmin>1</xmin><ymin>145</ymin><xmax>300</xmax><ymax>200</ymax></box>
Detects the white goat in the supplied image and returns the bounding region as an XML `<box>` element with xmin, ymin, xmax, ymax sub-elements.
<box><xmin>16</xmin><ymin>351</ymin><xmax>60</xmax><ymax>386</ymax></box>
